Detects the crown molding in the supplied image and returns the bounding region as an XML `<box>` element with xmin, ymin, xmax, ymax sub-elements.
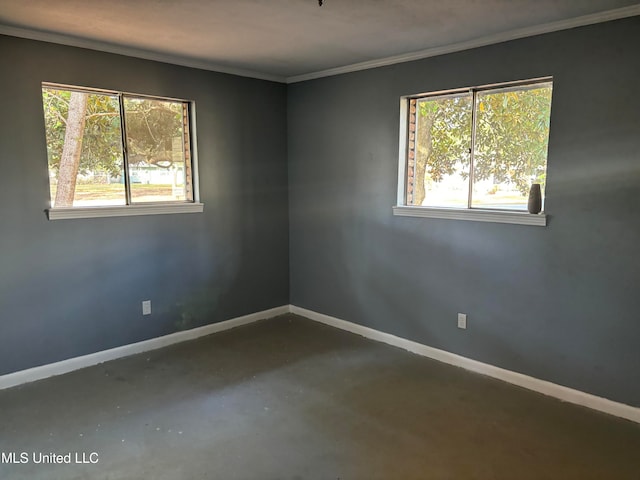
<box><xmin>0</xmin><ymin>24</ymin><xmax>287</xmax><ymax>83</ymax></box>
<box><xmin>286</xmin><ymin>5</ymin><xmax>640</xmax><ymax>83</ymax></box>
<box><xmin>1</xmin><ymin>4</ymin><xmax>638</xmax><ymax>86</ymax></box>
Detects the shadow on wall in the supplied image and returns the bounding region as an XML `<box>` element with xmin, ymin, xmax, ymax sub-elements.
<box><xmin>168</xmin><ymin>285</ymin><xmax>223</xmax><ymax>332</ymax></box>
<box><xmin>299</xmin><ymin>206</ymin><xmax>589</xmax><ymax>395</ymax></box>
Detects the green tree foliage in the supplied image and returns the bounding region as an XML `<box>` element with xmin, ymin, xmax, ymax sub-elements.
<box><xmin>413</xmin><ymin>84</ymin><xmax>552</xmax><ymax>205</ymax></box>
<box><xmin>43</xmin><ymin>89</ymin><xmax>184</xmax><ymax>182</ymax></box>
<box><xmin>43</xmin><ymin>89</ymin><xmax>123</xmax><ymax>178</ymax></box>
<box><xmin>474</xmin><ymin>87</ymin><xmax>552</xmax><ymax>194</ymax></box>
<box><xmin>123</xmin><ymin>98</ymin><xmax>183</xmax><ymax>167</ymax></box>
<box><xmin>415</xmin><ymin>95</ymin><xmax>471</xmax><ymax>204</ymax></box>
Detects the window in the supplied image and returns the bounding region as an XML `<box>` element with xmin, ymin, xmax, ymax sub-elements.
<box><xmin>41</xmin><ymin>83</ymin><xmax>202</xmax><ymax>219</ymax></box>
<box><xmin>395</xmin><ymin>78</ymin><xmax>553</xmax><ymax>225</ymax></box>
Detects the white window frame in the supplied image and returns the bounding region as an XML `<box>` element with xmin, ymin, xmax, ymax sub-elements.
<box><xmin>394</xmin><ymin>77</ymin><xmax>552</xmax><ymax>226</ymax></box>
<box><xmin>43</xmin><ymin>83</ymin><xmax>204</xmax><ymax>220</ymax></box>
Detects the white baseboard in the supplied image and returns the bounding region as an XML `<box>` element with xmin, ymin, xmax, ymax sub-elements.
<box><xmin>3</xmin><ymin>303</ymin><xmax>638</xmax><ymax>424</ymax></box>
<box><xmin>290</xmin><ymin>305</ymin><xmax>640</xmax><ymax>424</ymax></box>
<box><xmin>0</xmin><ymin>305</ymin><xmax>289</xmax><ymax>391</ymax></box>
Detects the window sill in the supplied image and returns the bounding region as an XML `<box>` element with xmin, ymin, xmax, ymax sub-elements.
<box><xmin>392</xmin><ymin>205</ymin><xmax>546</xmax><ymax>226</ymax></box>
<box><xmin>47</xmin><ymin>202</ymin><xmax>204</xmax><ymax>220</ymax></box>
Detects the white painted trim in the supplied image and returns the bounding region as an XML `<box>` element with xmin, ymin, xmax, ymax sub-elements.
<box><xmin>392</xmin><ymin>205</ymin><xmax>547</xmax><ymax>226</ymax></box>
<box><xmin>2</xmin><ymin>6</ymin><xmax>637</xmax><ymax>85</ymax></box>
<box><xmin>189</xmin><ymin>103</ymin><xmax>202</xmax><ymax>204</ymax></box>
<box><xmin>290</xmin><ymin>305</ymin><xmax>640</xmax><ymax>424</ymax></box>
<box><xmin>0</xmin><ymin>305</ymin><xmax>289</xmax><ymax>391</ymax></box>
<box><xmin>286</xmin><ymin>5</ymin><xmax>640</xmax><ymax>83</ymax></box>
<box><xmin>396</xmin><ymin>99</ymin><xmax>408</xmax><ymax>207</ymax></box>
<box><xmin>4</xmin><ymin>302</ymin><xmax>638</xmax><ymax>423</ymax></box>
<box><xmin>47</xmin><ymin>202</ymin><xmax>204</xmax><ymax>220</ymax></box>
<box><xmin>0</xmin><ymin>24</ymin><xmax>286</xmax><ymax>84</ymax></box>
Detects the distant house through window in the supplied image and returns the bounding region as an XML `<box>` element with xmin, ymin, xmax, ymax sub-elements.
<box><xmin>42</xmin><ymin>83</ymin><xmax>196</xmax><ymax>210</ymax></box>
<box><xmin>401</xmin><ymin>78</ymin><xmax>553</xmax><ymax>212</ymax></box>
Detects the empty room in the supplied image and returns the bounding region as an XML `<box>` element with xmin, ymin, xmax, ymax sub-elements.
<box><xmin>1</xmin><ymin>1</ymin><xmax>639</xmax><ymax>479</ymax></box>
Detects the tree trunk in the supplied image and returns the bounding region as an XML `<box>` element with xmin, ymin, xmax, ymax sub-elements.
<box><xmin>414</xmin><ymin>113</ymin><xmax>435</xmax><ymax>206</ymax></box>
<box><xmin>55</xmin><ymin>92</ymin><xmax>88</xmax><ymax>207</ymax></box>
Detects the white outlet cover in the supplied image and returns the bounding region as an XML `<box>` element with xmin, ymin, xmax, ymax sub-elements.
<box><xmin>142</xmin><ymin>300</ymin><xmax>152</xmax><ymax>315</ymax></box>
<box><xmin>457</xmin><ymin>313</ymin><xmax>467</xmax><ymax>329</ymax></box>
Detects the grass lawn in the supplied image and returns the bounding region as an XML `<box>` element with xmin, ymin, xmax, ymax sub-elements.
<box><xmin>49</xmin><ymin>183</ymin><xmax>189</xmax><ymax>206</ymax></box>
<box><xmin>50</xmin><ymin>183</ymin><xmax>179</xmax><ymax>201</ymax></box>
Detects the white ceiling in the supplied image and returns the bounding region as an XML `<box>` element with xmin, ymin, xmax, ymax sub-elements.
<box><xmin>0</xmin><ymin>0</ymin><xmax>638</xmax><ymax>82</ymax></box>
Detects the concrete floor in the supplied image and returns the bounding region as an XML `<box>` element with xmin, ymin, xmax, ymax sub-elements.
<box><xmin>0</xmin><ymin>314</ymin><xmax>639</xmax><ymax>480</ymax></box>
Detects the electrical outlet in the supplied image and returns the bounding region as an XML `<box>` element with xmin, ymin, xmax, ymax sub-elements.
<box><xmin>457</xmin><ymin>313</ymin><xmax>467</xmax><ymax>329</ymax></box>
<box><xmin>142</xmin><ymin>300</ymin><xmax>152</xmax><ymax>315</ymax></box>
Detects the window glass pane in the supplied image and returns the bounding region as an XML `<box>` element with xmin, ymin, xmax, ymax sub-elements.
<box><xmin>409</xmin><ymin>93</ymin><xmax>472</xmax><ymax>208</ymax></box>
<box><xmin>472</xmin><ymin>83</ymin><xmax>553</xmax><ymax>210</ymax></box>
<box><xmin>42</xmin><ymin>88</ymin><xmax>125</xmax><ymax>207</ymax></box>
<box><xmin>123</xmin><ymin>97</ymin><xmax>189</xmax><ymax>203</ymax></box>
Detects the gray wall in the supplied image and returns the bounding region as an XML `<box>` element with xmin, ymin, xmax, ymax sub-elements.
<box><xmin>2</xmin><ymin>18</ymin><xmax>639</xmax><ymax>408</ymax></box>
<box><xmin>0</xmin><ymin>35</ymin><xmax>289</xmax><ymax>375</ymax></box>
<box><xmin>288</xmin><ymin>18</ymin><xmax>640</xmax><ymax>407</ymax></box>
